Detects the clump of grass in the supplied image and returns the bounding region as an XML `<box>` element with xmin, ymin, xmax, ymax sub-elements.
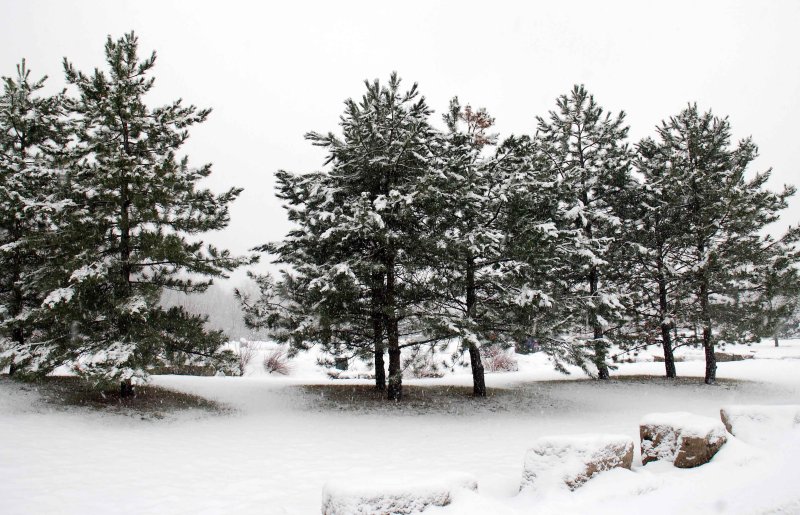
<box><xmin>264</xmin><ymin>347</ymin><xmax>292</xmax><ymax>375</ymax></box>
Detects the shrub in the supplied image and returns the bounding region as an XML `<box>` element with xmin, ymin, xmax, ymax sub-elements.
<box><xmin>264</xmin><ymin>347</ymin><xmax>292</xmax><ymax>375</ymax></box>
<box><xmin>236</xmin><ymin>341</ymin><xmax>257</xmax><ymax>376</ymax></box>
<box><xmin>481</xmin><ymin>345</ymin><xmax>518</xmax><ymax>372</ymax></box>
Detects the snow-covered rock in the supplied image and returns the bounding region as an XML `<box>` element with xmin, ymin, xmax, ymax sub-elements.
<box><xmin>720</xmin><ymin>405</ymin><xmax>800</xmax><ymax>445</ymax></box>
<box><xmin>321</xmin><ymin>472</ymin><xmax>478</xmax><ymax>515</ymax></box>
<box><xmin>640</xmin><ymin>412</ymin><xmax>727</xmax><ymax>468</ymax></box>
<box><xmin>520</xmin><ymin>434</ymin><xmax>634</xmax><ymax>491</ymax></box>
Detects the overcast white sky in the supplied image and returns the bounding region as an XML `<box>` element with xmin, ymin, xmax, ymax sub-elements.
<box><xmin>2</xmin><ymin>0</ymin><xmax>799</xmax><ymax>283</ymax></box>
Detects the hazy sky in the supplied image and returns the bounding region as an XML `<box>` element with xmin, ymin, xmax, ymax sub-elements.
<box><xmin>2</xmin><ymin>0</ymin><xmax>799</xmax><ymax>283</ymax></box>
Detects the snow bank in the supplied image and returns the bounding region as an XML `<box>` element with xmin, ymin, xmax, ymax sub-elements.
<box><xmin>640</xmin><ymin>412</ymin><xmax>727</xmax><ymax>468</ymax></box>
<box><xmin>321</xmin><ymin>472</ymin><xmax>478</xmax><ymax>515</ymax></box>
<box><xmin>521</xmin><ymin>434</ymin><xmax>634</xmax><ymax>491</ymax></box>
<box><xmin>720</xmin><ymin>405</ymin><xmax>800</xmax><ymax>445</ymax></box>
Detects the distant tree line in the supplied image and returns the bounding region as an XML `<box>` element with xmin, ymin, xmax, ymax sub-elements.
<box><xmin>1</xmin><ymin>34</ymin><xmax>798</xmax><ymax>401</ymax></box>
<box><xmin>238</xmin><ymin>74</ymin><xmax>800</xmax><ymax>400</ymax></box>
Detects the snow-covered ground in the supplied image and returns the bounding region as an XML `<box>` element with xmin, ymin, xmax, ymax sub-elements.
<box><xmin>1</xmin><ymin>339</ymin><xmax>799</xmax><ymax>514</ymax></box>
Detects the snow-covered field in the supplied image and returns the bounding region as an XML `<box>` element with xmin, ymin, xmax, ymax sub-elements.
<box><xmin>2</xmin><ymin>340</ymin><xmax>800</xmax><ymax>514</ymax></box>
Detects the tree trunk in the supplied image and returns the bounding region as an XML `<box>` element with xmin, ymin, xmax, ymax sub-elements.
<box><xmin>774</xmin><ymin>335</ymin><xmax>780</xmax><ymax>347</ymax></box>
<box><xmin>385</xmin><ymin>253</ymin><xmax>402</xmax><ymax>401</ymax></box>
<box><xmin>468</xmin><ymin>343</ymin><xmax>486</xmax><ymax>397</ymax></box>
<box><xmin>657</xmin><ymin>264</ymin><xmax>676</xmax><ymax>379</ymax></box>
<box><xmin>7</xmin><ymin>360</ymin><xmax>17</xmax><ymax>376</ymax></box>
<box><xmin>120</xmin><ymin>378</ymin><xmax>135</xmax><ymax>398</ymax></box>
<box><xmin>700</xmin><ymin>278</ymin><xmax>716</xmax><ymax>385</ymax></box>
<box><xmin>465</xmin><ymin>257</ymin><xmax>486</xmax><ymax>397</ymax></box>
<box><xmin>589</xmin><ymin>263</ymin><xmax>609</xmax><ymax>380</ymax></box>
<box><xmin>372</xmin><ymin>287</ymin><xmax>386</xmax><ymax>392</ymax></box>
<box><xmin>371</xmin><ymin>271</ymin><xmax>386</xmax><ymax>390</ymax></box>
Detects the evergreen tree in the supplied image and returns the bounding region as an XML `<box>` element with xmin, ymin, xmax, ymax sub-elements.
<box><xmin>40</xmin><ymin>33</ymin><xmax>247</xmax><ymax>393</ymax></box>
<box><xmin>624</xmin><ymin>136</ymin><xmax>695</xmax><ymax>378</ymax></box>
<box><xmin>744</xmin><ymin>228</ymin><xmax>800</xmax><ymax>347</ymax></box>
<box><xmin>0</xmin><ymin>60</ymin><xmax>67</xmax><ymax>376</ymax></box>
<box><xmin>653</xmin><ymin>105</ymin><xmax>795</xmax><ymax>384</ymax></box>
<box><xmin>419</xmin><ymin>99</ymin><xmax>555</xmax><ymax>396</ymax></box>
<box><xmin>253</xmin><ymin>73</ymin><xmax>437</xmax><ymax>400</ymax></box>
<box><xmin>533</xmin><ymin>85</ymin><xmax>633</xmax><ymax>379</ymax></box>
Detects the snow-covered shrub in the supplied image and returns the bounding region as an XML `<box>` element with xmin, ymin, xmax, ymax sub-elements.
<box><xmin>321</xmin><ymin>472</ymin><xmax>477</xmax><ymax>515</ymax></box>
<box><xmin>481</xmin><ymin>345</ymin><xmax>518</xmax><ymax>372</ymax></box>
<box><xmin>263</xmin><ymin>347</ymin><xmax>291</xmax><ymax>375</ymax></box>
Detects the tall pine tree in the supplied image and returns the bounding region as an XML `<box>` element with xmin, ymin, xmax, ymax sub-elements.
<box><xmin>653</xmin><ymin>105</ymin><xmax>795</xmax><ymax>384</ymax></box>
<box><xmin>0</xmin><ymin>61</ymin><xmax>68</xmax><ymax>376</ymax></box>
<box><xmin>42</xmin><ymin>33</ymin><xmax>247</xmax><ymax>392</ymax></box>
<box><xmin>533</xmin><ymin>85</ymin><xmax>633</xmax><ymax>379</ymax></box>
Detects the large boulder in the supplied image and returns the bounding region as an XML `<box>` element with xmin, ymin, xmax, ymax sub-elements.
<box><xmin>521</xmin><ymin>434</ymin><xmax>634</xmax><ymax>491</ymax></box>
<box><xmin>321</xmin><ymin>472</ymin><xmax>477</xmax><ymax>515</ymax></box>
<box><xmin>640</xmin><ymin>412</ymin><xmax>727</xmax><ymax>468</ymax></box>
<box><xmin>720</xmin><ymin>405</ymin><xmax>800</xmax><ymax>444</ymax></box>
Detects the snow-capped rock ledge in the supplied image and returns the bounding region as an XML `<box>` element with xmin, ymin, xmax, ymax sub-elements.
<box><xmin>520</xmin><ymin>434</ymin><xmax>634</xmax><ymax>491</ymax></box>
<box><xmin>640</xmin><ymin>412</ymin><xmax>727</xmax><ymax>468</ymax></box>
<box><xmin>720</xmin><ymin>405</ymin><xmax>800</xmax><ymax>445</ymax></box>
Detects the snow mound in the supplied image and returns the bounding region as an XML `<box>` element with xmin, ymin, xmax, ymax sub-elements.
<box><xmin>720</xmin><ymin>405</ymin><xmax>800</xmax><ymax>445</ymax></box>
<box><xmin>521</xmin><ymin>434</ymin><xmax>634</xmax><ymax>491</ymax></box>
<box><xmin>321</xmin><ymin>472</ymin><xmax>478</xmax><ymax>515</ymax></box>
<box><xmin>640</xmin><ymin>412</ymin><xmax>727</xmax><ymax>468</ymax></box>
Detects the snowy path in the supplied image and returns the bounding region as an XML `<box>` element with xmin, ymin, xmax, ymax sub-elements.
<box><xmin>1</xmin><ymin>341</ymin><xmax>799</xmax><ymax>514</ymax></box>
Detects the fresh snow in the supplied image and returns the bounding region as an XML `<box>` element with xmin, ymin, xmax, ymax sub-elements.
<box><xmin>1</xmin><ymin>339</ymin><xmax>800</xmax><ymax>514</ymax></box>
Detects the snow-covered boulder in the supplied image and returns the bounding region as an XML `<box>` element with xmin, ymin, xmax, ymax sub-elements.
<box><xmin>720</xmin><ymin>405</ymin><xmax>800</xmax><ymax>444</ymax></box>
<box><xmin>640</xmin><ymin>412</ymin><xmax>727</xmax><ymax>468</ymax></box>
<box><xmin>321</xmin><ymin>472</ymin><xmax>477</xmax><ymax>515</ymax></box>
<box><xmin>520</xmin><ymin>434</ymin><xmax>634</xmax><ymax>491</ymax></box>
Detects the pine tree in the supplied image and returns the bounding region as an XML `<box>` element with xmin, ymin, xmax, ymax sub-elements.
<box><xmin>41</xmin><ymin>33</ymin><xmax>247</xmax><ymax>393</ymax></box>
<box><xmin>0</xmin><ymin>60</ymin><xmax>67</xmax><ymax>376</ymax></box>
<box><xmin>418</xmin><ymin>99</ymin><xmax>551</xmax><ymax>396</ymax></box>
<box><xmin>744</xmin><ymin>228</ymin><xmax>800</xmax><ymax>347</ymax></box>
<box><xmin>533</xmin><ymin>85</ymin><xmax>633</xmax><ymax>379</ymax></box>
<box><xmin>624</xmin><ymin>136</ymin><xmax>695</xmax><ymax>378</ymax></box>
<box><xmin>653</xmin><ymin>104</ymin><xmax>795</xmax><ymax>384</ymax></box>
<box><xmin>253</xmin><ymin>73</ymin><xmax>437</xmax><ymax>400</ymax></box>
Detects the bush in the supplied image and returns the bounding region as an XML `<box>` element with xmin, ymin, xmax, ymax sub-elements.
<box><xmin>236</xmin><ymin>341</ymin><xmax>257</xmax><ymax>376</ymax></box>
<box><xmin>481</xmin><ymin>345</ymin><xmax>518</xmax><ymax>372</ymax></box>
<box><xmin>264</xmin><ymin>347</ymin><xmax>292</xmax><ymax>375</ymax></box>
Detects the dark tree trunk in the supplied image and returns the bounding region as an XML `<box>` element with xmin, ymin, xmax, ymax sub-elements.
<box><xmin>468</xmin><ymin>343</ymin><xmax>486</xmax><ymax>397</ymax></box>
<box><xmin>386</xmin><ymin>317</ymin><xmax>401</xmax><ymax>401</ymax></box>
<box><xmin>385</xmin><ymin>253</ymin><xmax>402</xmax><ymax>401</ymax></box>
<box><xmin>373</xmin><ymin>327</ymin><xmax>386</xmax><ymax>391</ymax></box>
<box><xmin>7</xmin><ymin>360</ymin><xmax>17</xmax><ymax>376</ymax></box>
<box><xmin>774</xmin><ymin>335</ymin><xmax>780</xmax><ymax>347</ymax></box>
<box><xmin>465</xmin><ymin>257</ymin><xmax>486</xmax><ymax>397</ymax></box>
<box><xmin>589</xmin><ymin>262</ymin><xmax>609</xmax><ymax>380</ymax></box>
<box><xmin>657</xmin><ymin>263</ymin><xmax>676</xmax><ymax>379</ymax></box>
<box><xmin>120</xmin><ymin>379</ymin><xmax>135</xmax><ymax>398</ymax></box>
<box><xmin>700</xmin><ymin>278</ymin><xmax>716</xmax><ymax>385</ymax></box>
<box><xmin>371</xmin><ymin>271</ymin><xmax>386</xmax><ymax>390</ymax></box>
<box><xmin>372</xmin><ymin>282</ymin><xmax>386</xmax><ymax>391</ymax></box>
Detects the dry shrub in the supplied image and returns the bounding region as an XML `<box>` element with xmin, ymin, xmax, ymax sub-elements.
<box><xmin>236</xmin><ymin>342</ymin><xmax>257</xmax><ymax>376</ymax></box>
<box><xmin>264</xmin><ymin>347</ymin><xmax>291</xmax><ymax>375</ymax></box>
<box><xmin>481</xmin><ymin>345</ymin><xmax>518</xmax><ymax>372</ymax></box>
